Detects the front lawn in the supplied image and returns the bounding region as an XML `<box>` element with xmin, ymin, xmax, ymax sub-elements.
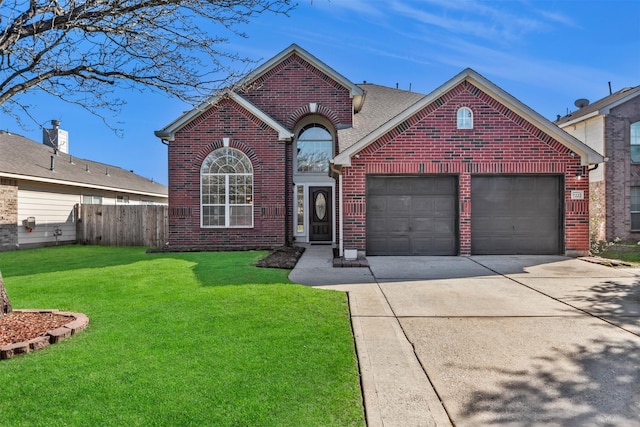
<box><xmin>599</xmin><ymin>243</ymin><xmax>640</xmax><ymax>265</ymax></box>
<box><xmin>0</xmin><ymin>246</ymin><xmax>364</xmax><ymax>426</ymax></box>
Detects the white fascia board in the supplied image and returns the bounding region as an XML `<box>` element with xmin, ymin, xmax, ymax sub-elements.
<box><xmin>154</xmin><ymin>94</ymin><xmax>224</xmax><ymax>141</ymax></box>
<box><xmin>228</xmin><ymin>93</ymin><xmax>293</xmax><ymax>141</ymax></box>
<box><xmin>557</xmin><ymin>111</ymin><xmax>601</xmax><ymax>128</ymax></box>
<box><xmin>334</xmin><ymin>68</ymin><xmax>604</xmax><ymax>167</ymax></box>
<box><xmin>154</xmin><ymin>91</ymin><xmax>293</xmax><ymax>142</ymax></box>
<box><xmin>0</xmin><ymin>172</ymin><xmax>168</xmax><ymax>198</ymax></box>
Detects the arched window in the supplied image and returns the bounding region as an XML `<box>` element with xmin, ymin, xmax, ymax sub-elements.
<box><xmin>296</xmin><ymin>124</ymin><xmax>333</xmax><ymax>173</ymax></box>
<box><xmin>201</xmin><ymin>147</ymin><xmax>253</xmax><ymax>227</ymax></box>
<box><xmin>457</xmin><ymin>107</ymin><xmax>473</xmax><ymax>129</ymax></box>
<box><xmin>631</xmin><ymin>121</ymin><xmax>640</xmax><ymax>163</ymax></box>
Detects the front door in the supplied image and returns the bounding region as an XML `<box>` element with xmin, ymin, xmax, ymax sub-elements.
<box><xmin>309</xmin><ymin>187</ymin><xmax>332</xmax><ymax>241</ymax></box>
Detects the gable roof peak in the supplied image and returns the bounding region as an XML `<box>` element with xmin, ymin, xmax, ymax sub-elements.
<box><xmin>334</xmin><ymin>67</ymin><xmax>603</xmax><ymax>166</ymax></box>
<box><xmin>240</xmin><ymin>44</ymin><xmax>364</xmax><ymax>102</ymax></box>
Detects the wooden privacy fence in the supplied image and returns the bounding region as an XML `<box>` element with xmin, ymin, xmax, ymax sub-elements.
<box><xmin>75</xmin><ymin>204</ymin><xmax>168</xmax><ymax>248</ymax></box>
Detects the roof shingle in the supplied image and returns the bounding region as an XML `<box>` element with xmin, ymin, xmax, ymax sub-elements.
<box><xmin>0</xmin><ymin>132</ymin><xmax>167</xmax><ymax>197</ymax></box>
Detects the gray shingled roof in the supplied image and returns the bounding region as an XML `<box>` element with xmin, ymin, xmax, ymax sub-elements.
<box><xmin>0</xmin><ymin>131</ymin><xmax>167</xmax><ymax>197</ymax></box>
<box><xmin>338</xmin><ymin>84</ymin><xmax>426</xmax><ymax>152</ymax></box>
<box><xmin>555</xmin><ymin>85</ymin><xmax>640</xmax><ymax>125</ymax></box>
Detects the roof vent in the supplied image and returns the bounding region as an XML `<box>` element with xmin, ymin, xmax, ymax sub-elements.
<box><xmin>574</xmin><ymin>98</ymin><xmax>590</xmax><ymax>109</ymax></box>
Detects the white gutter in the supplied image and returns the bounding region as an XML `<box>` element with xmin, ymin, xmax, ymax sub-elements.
<box><xmin>0</xmin><ymin>172</ymin><xmax>168</xmax><ymax>199</ymax></box>
<box><xmin>556</xmin><ymin>111</ymin><xmax>600</xmax><ymax>128</ymax></box>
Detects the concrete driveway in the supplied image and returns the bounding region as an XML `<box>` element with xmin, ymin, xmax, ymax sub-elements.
<box><xmin>290</xmin><ymin>248</ymin><xmax>640</xmax><ymax>426</ymax></box>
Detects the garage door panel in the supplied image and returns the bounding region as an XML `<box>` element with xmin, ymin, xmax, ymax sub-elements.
<box><xmin>387</xmin><ymin>236</ymin><xmax>411</xmax><ymax>254</ymax></box>
<box><xmin>368</xmin><ymin>218</ymin><xmax>388</xmax><ymax>234</ymax></box>
<box><xmin>388</xmin><ymin>196</ymin><xmax>411</xmax><ymax>213</ymax></box>
<box><xmin>412</xmin><ymin>235</ymin><xmax>456</xmax><ymax>254</ymax></box>
<box><xmin>475</xmin><ymin>217</ymin><xmax>512</xmax><ymax>233</ymax></box>
<box><xmin>388</xmin><ymin>218</ymin><xmax>411</xmax><ymax>233</ymax></box>
<box><xmin>368</xmin><ymin>196</ymin><xmax>387</xmax><ymax>211</ymax></box>
<box><xmin>367</xmin><ymin>176</ymin><xmax>458</xmax><ymax>256</ymax></box>
<box><xmin>367</xmin><ymin>178</ymin><xmax>388</xmax><ymax>195</ymax></box>
<box><xmin>471</xmin><ymin>176</ymin><xmax>562</xmax><ymax>255</ymax></box>
<box><xmin>387</xmin><ymin>179</ymin><xmax>411</xmax><ymax>194</ymax></box>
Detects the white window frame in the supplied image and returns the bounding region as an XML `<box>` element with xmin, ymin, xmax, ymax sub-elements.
<box><xmin>295</xmin><ymin>123</ymin><xmax>333</xmax><ymax>174</ymax></box>
<box><xmin>201</xmin><ymin>148</ymin><xmax>254</xmax><ymax>228</ymax></box>
<box><xmin>631</xmin><ymin>186</ymin><xmax>640</xmax><ymax>230</ymax></box>
<box><xmin>457</xmin><ymin>107</ymin><xmax>473</xmax><ymax>129</ymax></box>
<box><xmin>294</xmin><ymin>184</ymin><xmax>307</xmax><ymax>236</ymax></box>
<box><xmin>631</xmin><ymin>121</ymin><xmax>640</xmax><ymax>163</ymax></box>
<box><xmin>83</xmin><ymin>195</ymin><xmax>103</xmax><ymax>205</ymax></box>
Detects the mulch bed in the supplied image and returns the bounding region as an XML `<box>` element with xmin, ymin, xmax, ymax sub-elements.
<box><xmin>256</xmin><ymin>246</ymin><xmax>305</xmax><ymax>269</ymax></box>
<box><xmin>0</xmin><ymin>311</ymin><xmax>73</xmax><ymax>347</ymax></box>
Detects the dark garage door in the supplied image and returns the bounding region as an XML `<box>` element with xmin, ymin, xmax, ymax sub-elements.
<box><xmin>366</xmin><ymin>175</ymin><xmax>457</xmax><ymax>255</ymax></box>
<box><xmin>471</xmin><ymin>175</ymin><xmax>563</xmax><ymax>255</ymax></box>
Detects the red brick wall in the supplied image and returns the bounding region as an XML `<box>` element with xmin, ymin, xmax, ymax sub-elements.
<box><xmin>168</xmin><ymin>53</ymin><xmax>353</xmax><ymax>249</ymax></box>
<box><xmin>168</xmin><ymin>97</ymin><xmax>290</xmax><ymax>249</ymax></box>
<box><xmin>241</xmin><ymin>53</ymin><xmax>353</xmax><ymax>129</ymax></box>
<box><xmin>341</xmin><ymin>81</ymin><xmax>590</xmax><ymax>255</ymax></box>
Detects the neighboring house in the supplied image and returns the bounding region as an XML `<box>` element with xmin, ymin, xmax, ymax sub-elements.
<box><xmin>155</xmin><ymin>44</ymin><xmax>602</xmax><ymax>257</ymax></box>
<box><xmin>556</xmin><ymin>86</ymin><xmax>640</xmax><ymax>244</ymax></box>
<box><xmin>0</xmin><ymin>124</ymin><xmax>168</xmax><ymax>250</ymax></box>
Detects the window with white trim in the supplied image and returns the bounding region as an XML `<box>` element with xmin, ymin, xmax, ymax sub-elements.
<box><xmin>201</xmin><ymin>147</ymin><xmax>253</xmax><ymax>228</ymax></box>
<box><xmin>631</xmin><ymin>121</ymin><xmax>640</xmax><ymax>163</ymax></box>
<box><xmin>632</xmin><ymin>187</ymin><xmax>640</xmax><ymax>230</ymax></box>
<box><xmin>457</xmin><ymin>107</ymin><xmax>473</xmax><ymax>129</ymax></box>
<box><xmin>296</xmin><ymin>124</ymin><xmax>333</xmax><ymax>173</ymax></box>
<box><xmin>295</xmin><ymin>185</ymin><xmax>305</xmax><ymax>234</ymax></box>
<box><xmin>83</xmin><ymin>195</ymin><xmax>103</xmax><ymax>205</ymax></box>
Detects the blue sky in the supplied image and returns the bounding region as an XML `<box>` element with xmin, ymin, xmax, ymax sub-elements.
<box><xmin>2</xmin><ymin>0</ymin><xmax>639</xmax><ymax>185</ymax></box>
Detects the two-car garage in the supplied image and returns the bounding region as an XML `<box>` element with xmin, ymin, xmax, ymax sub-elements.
<box><xmin>366</xmin><ymin>175</ymin><xmax>563</xmax><ymax>256</ymax></box>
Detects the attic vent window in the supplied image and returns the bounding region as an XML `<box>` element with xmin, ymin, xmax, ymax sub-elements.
<box><xmin>457</xmin><ymin>107</ymin><xmax>473</xmax><ymax>129</ymax></box>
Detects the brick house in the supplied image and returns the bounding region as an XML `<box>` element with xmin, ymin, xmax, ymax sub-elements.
<box><xmin>155</xmin><ymin>44</ymin><xmax>602</xmax><ymax>256</ymax></box>
<box><xmin>556</xmin><ymin>86</ymin><xmax>640</xmax><ymax>244</ymax></box>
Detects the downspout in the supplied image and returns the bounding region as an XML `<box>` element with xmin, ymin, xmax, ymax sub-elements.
<box><xmin>339</xmin><ymin>173</ymin><xmax>343</xmax><ymax>257</ymax></box>
<box><xmin>285</xmin><ymin>139</ymin><xmax>292</xmax><ymax>246</ymax></box>
<box><xmin>330</xmin><ymin>162</ymin><xmax>344</xmax><ymax>257</ymax></box>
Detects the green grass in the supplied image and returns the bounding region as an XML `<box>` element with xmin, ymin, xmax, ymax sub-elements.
<box><xmin>598</xmin><ymin>244</ymin><xmax>640</xmax><ymax>264</ymax></box>
<box><xmin>0</xmin><ymin>246</ymin><xmax>364</xmax><ymax>427</ymax></box>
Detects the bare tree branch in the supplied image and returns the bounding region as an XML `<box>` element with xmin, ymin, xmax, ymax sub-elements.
<box><xmin>0</xmin><ymin>0</ymin><xmax>295</xmax><ymax>126</ymax></box>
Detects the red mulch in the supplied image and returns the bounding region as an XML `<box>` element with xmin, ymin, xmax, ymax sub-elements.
<box><xmin>0</xmin><ymin>312</ymin><xmax>73</xmax><ymax>347</ymax></box>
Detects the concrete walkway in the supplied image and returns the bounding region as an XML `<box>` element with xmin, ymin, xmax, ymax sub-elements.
<box><xmin>288</xmin><ymin>245</ymin><xmax>640</xmax><ymax>427</ymax></box>
<box><xmin>290</xmin><ymin>245</ymin><xmax>452</xmax><ymax>427</ymax></box>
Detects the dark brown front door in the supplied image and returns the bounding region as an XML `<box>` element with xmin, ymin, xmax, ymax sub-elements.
<box><xmin>310</xmin><ymin>187</ymin><xmax>332</xmax><ymax>241</ymax></box>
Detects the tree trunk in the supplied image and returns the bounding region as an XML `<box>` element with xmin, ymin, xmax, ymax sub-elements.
<box><xmin>0</xmin><ymin>270</ymin><xmax>11</xmax><ymax>319</ymax></box>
